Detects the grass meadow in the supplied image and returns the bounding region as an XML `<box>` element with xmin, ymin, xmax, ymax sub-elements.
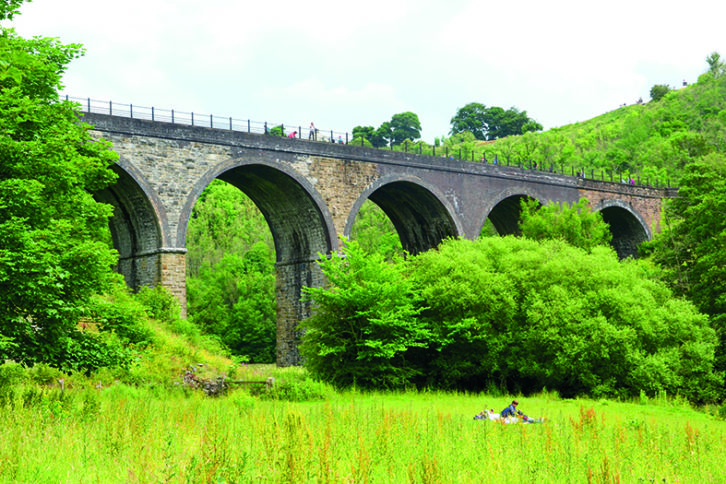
<box><xmin>1</xmin><ymin>365</ymin><xmax>725</xmax><ymax>484</ymax></box>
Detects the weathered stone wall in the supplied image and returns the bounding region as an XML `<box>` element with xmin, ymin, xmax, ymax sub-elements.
<box><xmin>98</xmin><ymin>133</ymin><xmax>235</xmax><ymax>247</ymax></box>
<box><xmin>299</xmin><ymin>156</ymin><xmax>380</xmax><ymax>237</ymax></box>
<box><xmin>159</xmin><ymin>251</ymin><xmax>187</xmax><ymax>318</ymax></box>
<box><xmin>275</xmin><ymin>260</ymin><xmax>325</xmax><ymax>366</ymax></box>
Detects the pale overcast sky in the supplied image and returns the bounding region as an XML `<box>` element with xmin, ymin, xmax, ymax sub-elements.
<box><xmin>7</xmin><ymin>0</ymin><xmax>726</xmax><ymax>142</ymax></box>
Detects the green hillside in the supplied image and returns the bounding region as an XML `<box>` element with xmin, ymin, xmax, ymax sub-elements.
<box><xmin>474</xmin><ymin>69</ymin><xmax>726</xmax><ymax>184</ymax></box>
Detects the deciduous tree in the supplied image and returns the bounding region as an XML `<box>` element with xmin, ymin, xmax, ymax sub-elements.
<box><xmin>650</xmin><ymin>84</ymin><xmax>671</xmax><ymax>102</ymax></box>
<box><xmin>450</xmin><ymin>103</ymin><xmax>542</xmax><ymax>140</ymax></box>
<box><xmin>300</xmin><ymin>239</ymin><xmax>428</xmax><ymax>389</ymax></box>
<box><xmin>519</xmin><ymin>198</ymin><xmax>612</xmax><ymax>252</ymax></box>
<box><xmin>643</xmin><ymin>153</ymin><xmax>726</xmax><ymax>377</ymax></box>
<box><xmin>390</xmin><ymin>112</ymin><xmax>421</xmax><ymax>145</ymax></box>
<box><xmin>0</xmin><ymin>2</ymin><xmax>123</xmax><ymax>371</ymax></box>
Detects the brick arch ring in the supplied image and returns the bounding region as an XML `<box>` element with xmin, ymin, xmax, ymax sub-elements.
<box><xmin>342</xmin><ymin>174</ymin><xmax>465</xmax><ymax>240</ymax></box>
<box><xmin>477</xmin><ymin>186</ymin><xmax>550</xmax><ymax>236</ymax></box>
<box><xmin>591</xmin><ymin>199</ymin><xmax>652</xmax><ymax>240</ymax></box>
<box><xmin>112</xmin><ymin>156</ymin><xmax>171</xmax><ymax>246</ymax></box>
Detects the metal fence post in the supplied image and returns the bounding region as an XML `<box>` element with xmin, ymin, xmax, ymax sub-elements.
<box><xmin>152</xmin><ymin>106</ymin><xmax>155</xmax><ymax>121</ymax></box>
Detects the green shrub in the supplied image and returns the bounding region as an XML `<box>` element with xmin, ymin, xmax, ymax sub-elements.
<box><xmin>25</xmin><ymin>363</ymin><xmax>64</xmax><ymax>385</ymax></box>
<box><xmin>409</xmin><ymin>237</ymin><xmax>721</xmax><ymax>401</ymax></box>
<box><xmin>89</xmin><ymin>285</ymin><xmax>153</xmax><ymax>346</ymax></box>
<box><xmin>0</xmin><ymin>361</ymin><xmax>26</xmax><ymax>387</ymax></box>
<box><xmin>135</xmin><ymin>285</ymin><xmax>180</xmax><ymax>324</ymax></box>
<box><xmin>519</xmin><ymin>198</ymin><xmax>612</xmax><ymax>251</ymax></box>
<box><xmin>300</xmin><ymin>239</ymin><xmax>429</xmax><ymax>389</ymax></box>
<box><xmin>303</xmin><ymin>236</ymin><xmax>721</xmax><ymax>402</ymax></box>
<box><xmin>261</xmin><ymin>377</ymin><xmax>333</xmax><ymax>402</ymax></box>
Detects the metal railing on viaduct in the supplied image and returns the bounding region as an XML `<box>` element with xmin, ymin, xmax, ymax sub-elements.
<box><xmin>68</xmin><ymin>96</ymin><xmax>668</xmax><ymax>189</ymax></box>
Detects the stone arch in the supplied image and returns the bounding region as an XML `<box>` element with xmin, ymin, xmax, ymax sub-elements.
<box><xmin>480</xmin><ymin>188</ymin><xmax>546</xmax><ymax>236</ymax></box>
<box><xmin>93</xmin><ymin>161</ymin><xmax>167</xmax><ymax>292</ymax></box>
<box><xmin>179</xmin><ymin>159</ymin><xmax>337</xmax><ymax>366</ymax></box>
<box><xmin>344</xmin><ymin>175</ymin><xmax>462</xmax><ymax>255</ymax></box>
<box><xmin>593</xmin><ymin>199</ymin><xmax>651</xmax><ymax>259</ymax></box>
<box><xmin>179</xmin><ymin>160</ymin><xmax>337</xmax><ymax>261</ymax></box>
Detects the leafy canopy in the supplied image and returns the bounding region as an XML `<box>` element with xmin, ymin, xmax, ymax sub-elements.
<box><xmin>302</xmin><ymin>237</ymin><xmax>721</xmax><ymax>401</ymax></box>
<box><xmin>450</xmin><ymin>102</ymin><xmax>542</xmax><ymax>140</ymax></box>
<box><xmin>353</xmin><ymin>112</ymin><xmax>422</xmax><ymax>147</ymax></box>
<box><xmin>643</xmin><ymin>153</ymin><xmax>726</xmax><ymax>376</ymax></box>
<box><xmin>300</xmin><ymin>239</ymin><xmax>428</xmax><ymax>389</ymax></box>
<box><xmin>0</xmin><ymin>2</ymin><xmax>125</xmax><ymax>372</ymax></box>
<box><xmin>409</xmin><ymin>238</ymin><xmax>720</xmax><ymax>401</ymax></box>
<box><xmin>519</xmin><ymin>198</ymin><xmax>612</xmax><ymax>252</ymax></box>
<box><xmin>186</xmin><ymin>179</ymin><xmax>276</xmax><ymax>363</ymax></box>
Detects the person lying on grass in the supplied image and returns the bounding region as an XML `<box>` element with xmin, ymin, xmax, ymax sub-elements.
<box><xmin>474</xmin><ymin>401</ymin><xmax>545</xmax><ymax>424</ymax></box>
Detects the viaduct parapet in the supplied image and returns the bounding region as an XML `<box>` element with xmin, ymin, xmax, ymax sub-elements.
<box><xmin>84</xmin><ymin>112</ymin><xmax>673</xmax><ymax>366</ymax></box>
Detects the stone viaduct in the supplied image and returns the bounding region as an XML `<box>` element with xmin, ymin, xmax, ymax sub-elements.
<box><xmin>84</xmin><ymin>112</ymin><xmax>674</xmax><ymax>366</ymax></box>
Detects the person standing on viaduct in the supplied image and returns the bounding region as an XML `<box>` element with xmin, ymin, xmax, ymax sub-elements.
<box><xmin>309</xmin><ymin>122</ymin><xmax>317</xmax><ymax>140</ymax></box>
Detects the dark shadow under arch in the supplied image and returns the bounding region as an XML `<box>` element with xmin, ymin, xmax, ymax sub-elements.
<box><xmin>362</xmin><ymin>180</ymin><xmax>459</xmax><ymax>255</ymax></box>
<box><xmin>94</xmin><ymin>164</ymin><xmax>164</xmax><ymax>291</ymax></box>
<box><xmin>486</xmin><ymin>194</ymin><xmax>539</xmax><ymax>236</ymax></box>
<box><xmin>597</xmin><ymin>203</ymin><xmax>650</xmax><ymax>259</ymax></box>
<box><xmin>216</xmin><ymin>164</ymin><xmax>333</xmax><ymax>263</ymax></box>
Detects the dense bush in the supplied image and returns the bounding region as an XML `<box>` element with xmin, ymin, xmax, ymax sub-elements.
<box><xmin>135</xmin><ymin>285</ymin><xmax>181</xmax><ymax>324</ymax></box>
<box><xmin>88</xmin><ymin>285</ymin><xmax>154</xmax><ymax>347</ymax></box>
<box><xmin>302</xmin><ymin>238</ymin><xmax>722</xmax><ymax>402</ymax></box>
<box><xmin>411</xmin><ymin>238</ymin><xmax>721</xmax><ymax>401</ymax></box>
<box><xmin>300</xmin><ymin>240</ymin><xmax>428</xmax><ymax>389</ymax></box>
<box><xmin>519</xmin><ymin>198</ymin><xmax>612</xmax><ymax>252</ymax></box>
<box><xmin>643</xmin><ymin>152</ymin><xmax>726</xmax><ymax>382</ymax></box>
<box><xmin>0</xmin><ymin>7</ymin><xmax>120</xmax><ymax>372</ymax></box>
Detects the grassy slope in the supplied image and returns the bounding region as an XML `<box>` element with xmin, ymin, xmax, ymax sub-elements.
<box><xmin>472</xmin><ymin>72</ymin><xmax>726</xmax><ymax>184</ymax></box>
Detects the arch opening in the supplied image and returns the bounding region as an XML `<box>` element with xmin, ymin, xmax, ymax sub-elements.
<box><xmin>349</xmin><ymin>199</ymin><xmax>403</xmax><ymax>261</ymax></box>
<box><xmin>483</xmin><ymin>194</ymin><xmax>539</xmax><ymax>236</ymax></box>
<box><xmin>364</xmin><ymin>181</ymin><xmax>459</xmax><ymax>255</ymax></box>
<box><xmin>185</xmin><ymin>179</ymin><xmax>278</xmax><ymax>363</ymax></box>
<box><xmin>206</xmin><ymin>164</ymin><xmax>334</xmax><ymax>366</ymax></box>
<box><xmin>216</xmin><ymin>165</ymin><xmax>332</xmax><ymax>264</ymax></box>
<box><xmin>599</xmin><ymin>205</ymin><xmax>649</xmax><ymax>259</ymax></box>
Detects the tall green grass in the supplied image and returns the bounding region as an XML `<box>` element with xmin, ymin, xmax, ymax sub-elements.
<box><xmin>0</xmin><ymin>383</ymin><xmax>724</xmax><ymax>483</ymax></box>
